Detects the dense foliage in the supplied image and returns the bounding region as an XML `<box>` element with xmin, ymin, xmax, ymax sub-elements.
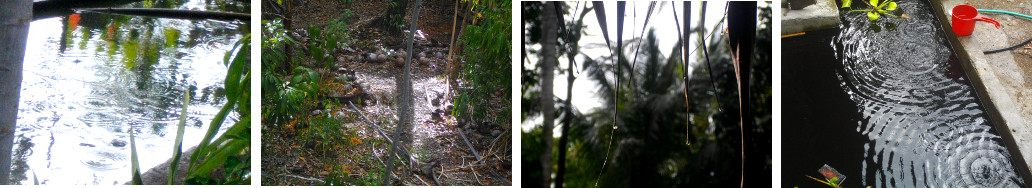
<box><xmin>456</xmin><ymin>0</ymin><xmax>512</xmax><ymax>124</ymax></box>
<box><xmin>521</xmin><ymin>2</ymin><xmax>772</xmax><ymax>187</ymax></box>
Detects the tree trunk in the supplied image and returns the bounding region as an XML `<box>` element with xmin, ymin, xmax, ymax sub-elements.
<box><xmin>682</xmin><ymin>2</ymin><xmax>691</xmax><ymax>146</ymax></box>
<box><xmin>727</xmin><ymin>2</ymin><xmax>755</xmax><ymax>187</ymax></box>
<box><xmin>0</xmin><ymin>0</ymin><xmax>32</xmax><ymax>185</ymax></box>
<box><xmin>384</xmin><ymin>0</ymin><xmax>421</xmax><ymax>185</ymax></box>
<box><xmin>539</xmin><ymin>2</ymin><xmax>557</xmax><ymax>188</ymax></box>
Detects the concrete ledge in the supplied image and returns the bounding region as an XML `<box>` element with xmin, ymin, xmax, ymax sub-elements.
<box><xmin>933</xmin><ymin>0</ymin><xmax>1032</xmax><ymax>183</ymax></box>
<box><xmin>781</xmin><ymin>0</ymin><xmax>841</xmax><ymax>34</ymax></box>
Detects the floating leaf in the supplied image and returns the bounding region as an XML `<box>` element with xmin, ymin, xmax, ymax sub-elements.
<box><xmin>868</xmin><ymin>11</ymin><xmax>880</xmax><ymax>21</ymax></box>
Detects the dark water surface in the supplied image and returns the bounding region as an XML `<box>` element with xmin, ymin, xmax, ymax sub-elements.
<box><xmin>15</xmin><ymin>0</ymin><xmax>246</xmax><ymax>185</ymax></box>
<box><xmin>784</xmin><ymin>0</ymin><xmax>1025</xmax><ymax>187</ymax></box>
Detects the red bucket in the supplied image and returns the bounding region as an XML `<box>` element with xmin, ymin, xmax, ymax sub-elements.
<box><xmin>951</xmin><ymin>4</ymin><xmax>1000</xmax><ymax>36</ymax></box>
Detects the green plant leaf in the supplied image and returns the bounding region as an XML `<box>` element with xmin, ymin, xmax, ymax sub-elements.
<box><xmin>169</xmin><ymin>88</ymin><xmax>191</xmax><ymax>184</ymax></box>
<box><xmin>130</xmin><ymin>128</ymin><xmax>143</xmax><ymax>185</ymax></box>
<box><xmin>842</xmin><ymin>0</ymin><xmax>852</xmax><ymax>8</ymax></box>
<box><xmin>885</xmin><ymin>2</ymin><xmax>897</xmax><ymax>11</ymax></box>
<box><xmin>868</xmin><ymin>11</ymin><xmax>880</xmax><ymax>21</ymax></box>
<box><xmin>870</xmin><ymin>0</ymin><xmax>878</xmax><ymax>7</ymax></box>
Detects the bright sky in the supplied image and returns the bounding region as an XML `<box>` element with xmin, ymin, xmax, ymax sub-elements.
<box><xmin>523</xmin><ymin>1</ymin><xmax>733</xmax><ymax>132</ymax></box>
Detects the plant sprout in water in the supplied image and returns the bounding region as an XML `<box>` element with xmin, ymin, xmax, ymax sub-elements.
<box><xmin>805</xmin><ymin>164</ymin><xmax>845</xmax><ymax>188</ymax></box>
<box><xmin>842</xmin><ymin>0</ymin><xmax>905</xmax><ymax>21</ymax></box>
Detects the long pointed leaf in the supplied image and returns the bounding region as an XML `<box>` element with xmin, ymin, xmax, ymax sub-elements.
<box><xmin>592</xmin><ymin>2</ymin><xmax>612</xmax><ymax>51</ymax></box>
<box><xmin>169</xmin><ymin>89</ymin><xmax>191</xmax><ymax>184</ymax></box>
<box><xmin>130</xmin><ymin>128</ymin><xmax>143</xmax><ymax>185</ymax></box>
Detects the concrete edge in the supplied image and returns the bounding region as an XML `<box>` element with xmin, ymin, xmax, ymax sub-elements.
<box><xmin>930</xmin><ymin>0</ymin><xmax>1032</xmax><ymax>184</ymax></box>
<box><xmin>781</xmin><ymin>0</ymin><xmax>841</xmax><ymax>35</ymax></box>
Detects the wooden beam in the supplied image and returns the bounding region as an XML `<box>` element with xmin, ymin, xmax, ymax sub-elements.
<box><xmin>78</xmin><ymin>8</ymin><xmax>250</xmax><ymax>21</ymax></box>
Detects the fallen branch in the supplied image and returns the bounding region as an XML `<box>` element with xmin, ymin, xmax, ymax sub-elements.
<box><xmin>456</xmin><ymin>128</ymin><xmax>483</xmax><ymax>165</ymax></box>
<box><xmin>415</xmin><ymin>174</ymin><xmax>429</xmax><ymax>186</ymax></box>
<box><xmin>470</xmin><ymin>164</ymin><xmax>482</xmax><ymax>185</ymax></box>
<box><xmin>279</xmin><ymin>174</ymin><xmax>325</xmax><ymax>183</ymax></box>
<box><xmin>78</xmin><ymin>8</ymin><xmax>249</xmax><ymax>21</ymax></box>
<box><xmin>349</xmin><ymin>101</ymin><xmax>421</xmax><ymax>170</ymax></box>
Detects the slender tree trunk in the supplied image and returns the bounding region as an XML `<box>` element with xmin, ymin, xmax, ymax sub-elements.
<box><xmin>0</xmin><ymin>0</ymin><xmax>32</xmax><ymax>185</ymax></box>
<box><xmin>556</xmin><ymin>35</ymin><xmax>574</xmax><ymax>188</ymax></box>
<box><xmin>539</xmin><ymin>2</ymin><xmax>557</xmax><ymax>188</ymax></box>
<box><xmin>727</xmin><ymin>2</ymin><xmax>755</xmax><ymax>188</ymax></box>
<box><xmin>446</xmin><ymin>0</ymin><xmax>459</xmax><ymax>98</ymax></box>
<box><xmin>682</xmin><ymin>2</ymin><xmax>691</xmax><ymax>146</ymax></box>
<box><xmin>283</xmin><ymin>0</ymin><xmax>293</xmax><ymax>71</ymax></box>
<box><xmin>384</xmin><ymin>0</ymin><xmax>421</xmax><ymax>185</ymax></box>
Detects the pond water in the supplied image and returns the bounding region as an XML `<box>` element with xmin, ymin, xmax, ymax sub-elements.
<box><xmin>784</xmin><ymin>0</ymin><xmax>1026</xmax><ymax>187</ymax></box>
<box><xmin>13</xmin><ymin>0</ymin><xmax>247</xmax><ymax>185</ymax></box>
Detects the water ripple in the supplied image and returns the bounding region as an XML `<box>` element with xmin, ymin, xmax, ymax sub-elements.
<box><xmin>835</xmin><ymin>0</ymin><xmax>1024</xmax><ymax>187</ymax></box>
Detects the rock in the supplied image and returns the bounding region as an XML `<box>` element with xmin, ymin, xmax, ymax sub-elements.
<box><xmin>79</xmin><ymin>143</ymin><xmax>96</xmax><ymax>147</ymax></box>
<box><xmin>477</xmin><ymin>123</ymin><xmax>492</xmax><ymax>135</ymax></box>
<box><xmin>416</xmin><ymin>51</ymin><xmax>425</xmax><ymax>58</ymax></box>
<box><xmin>491</xmin><ymin>130</ymin><xmax>502</xmax><ymax>137</ymax></box>
<box><xmin>337</xmin><ymin>56</ymin><xmax>346</xmax><ymax>63</ymax></box>
<box><xmin>312</xmin><ymin>109</ymin><xmax>322</xmax><ymax>116</ymax></box>
<box><xmin>431</xmin><ymin>97</ymin><xmax>440</xmax><ymax>107</ymax></box>
<box><xmin>431</xmin><ymin>111</ymin><xmax>442</xmax><ymax>122</ymax></box>
<box><xmin>434</xmin><ymin>51</ymin><xmax>444</xmax><ymax>59</ymax></box>
<box><xmin>111</xmin><ymin>139</ymin><xmax>127</xmax><ymax>147</ymax></box>
<box><xmin>445</xmin><ymin>104</ymin><xmax>454</xmax><ymax>115</ymax></box>
<box><xmin>394</xmin><ymin>57</ymin><xmax>405</xmax><ymax>67</ymax></box>
<box><xmin>419</xmin><ymin>57</ymin><xmax>431</xmax><ymax>65</ymax></box>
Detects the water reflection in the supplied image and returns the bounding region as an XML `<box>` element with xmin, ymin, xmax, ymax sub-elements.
<box><xmin>834</xmin><ymin>0</ymin><xmax>1024</xmax><ymax>187</ymax></box>
<box><xmin>14</xmin><ymin>0</ymin><xmax>246</xmax><ymax>185</ymax></box>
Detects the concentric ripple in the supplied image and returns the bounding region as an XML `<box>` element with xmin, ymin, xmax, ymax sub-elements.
<box><xmin>833</xmin><ymin>0</ymin><xmax>1024</xmax><ymax>187</ymax></box>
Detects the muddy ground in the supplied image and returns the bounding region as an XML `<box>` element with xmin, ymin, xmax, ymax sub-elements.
<box><xmin>261</xmin><ymin>0</ymin><xmax>511</xmax><ymax>186</ymax></box>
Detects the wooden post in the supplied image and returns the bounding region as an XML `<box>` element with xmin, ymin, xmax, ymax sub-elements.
<box><xmin>0</xmin><ymin>0</ymin><xmax>32</xmax><ymax>185</ymax></box>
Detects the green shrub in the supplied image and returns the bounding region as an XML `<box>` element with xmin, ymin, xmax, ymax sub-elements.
<box><xmin>456</xmin><ymin>0</ymin><xmax>511</xmax><ymax>123</ymax></box>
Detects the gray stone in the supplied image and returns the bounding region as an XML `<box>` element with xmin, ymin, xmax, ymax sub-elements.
<box><xmin>111</xmin><ymin>139</ymin><xmax>127</xmax><ymax>147</ymax></box>
<box><xmin>491</xmin><ymin>130</ymin><xmax>502</xmax><ymax>137</ymax></box>
<box><xmin>434</xmin><ymin>51</ymin><xmax>444</xmax><ymax>59</ymax></box>
<box><xmin>781</xmin><ymin>0</ymin><xmax>840</xmax><ymax>35</ymax></box>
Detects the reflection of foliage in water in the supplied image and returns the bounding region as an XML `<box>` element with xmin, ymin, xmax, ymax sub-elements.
<box><xmin>9</xmin><ymin>137</ymin><xmax>33</xmax><ymax>185</ymax></box>
<box><xmin>13</xmin><ymin>0</ymin><xmax>248</xmax><ymax>184</ymax></box>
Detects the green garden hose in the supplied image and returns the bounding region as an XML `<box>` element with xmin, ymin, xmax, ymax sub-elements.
<box><xmin>978</xmin><ymin>9</ymin><xmax>1032</xmax><ymax>54</ymax></box>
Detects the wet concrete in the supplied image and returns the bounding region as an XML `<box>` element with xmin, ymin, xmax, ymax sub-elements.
<box><xmin>934</xmin><ymin>0</ymin><xmax>1032</xmax><ymax>183</ymax></box>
